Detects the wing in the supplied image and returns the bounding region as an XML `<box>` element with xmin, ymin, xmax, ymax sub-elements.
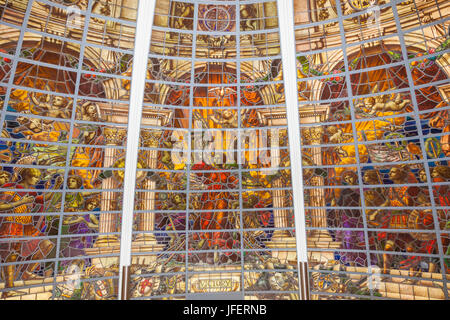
<box><xmin>371</xmin><ymin>84</ymin><xmax>379</xmax><ymax>94</ymax></box>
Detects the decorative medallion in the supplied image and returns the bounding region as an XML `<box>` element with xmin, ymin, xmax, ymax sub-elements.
<box><xmin>198</xmin><ymin>5</ymin><xmax>236</xmax><ymax>32</ymax></box>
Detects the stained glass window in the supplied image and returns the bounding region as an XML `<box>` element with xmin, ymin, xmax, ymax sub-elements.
<box><xmin>0</xmin><ymin>0</ymin><xmax>449</xmax><ymax>301</ymax></box>
<box><xmin>0</xmin><ymin>0</ymin><xmax>137</xmax><ymax>300</ymax></box>
<box><xmin>294</xmin><ymin>0</ymin><xmax>450</xmax><ymax>300</ymax></box>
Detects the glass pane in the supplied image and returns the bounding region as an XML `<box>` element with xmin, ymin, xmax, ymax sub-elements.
<box><xmin>294</xmin><ymin>0</ymin><xmax>450</xmax><ymax>300</ymax></box>
<box><xmin>0</xmin><ymin>0</ymin><xmax>137</xmax><ymax>300</ymax></box>
<box><xmin>129</xmin><ymin>0</ymin><xmax>300</xmax><ymax>300</ymax></box>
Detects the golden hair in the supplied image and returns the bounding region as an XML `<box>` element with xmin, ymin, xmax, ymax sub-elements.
<box><xmin>365</xmin><ymin>97</ymin><xmax>376</xmax><ymax>105</ymax></box>
<box><xmin>390</xmin><ymin>165</ymin><xmax>408</xmax><ymax>181</ymax></box>
<box><xmin>85</xmin><ymin>197</ymin><xmax>100</xmax><ymax>209</ymax></box>
<box><xmin>0</xmin><ymin>170</ymin><xmax>11</xmax><ymax>178</ymax></box>
<box><xmin>67</xmin><ymin>175</ymin><xmax>83</xmax><ymax>189</ymax></box>
<box><xmin>326</xmin><ymin>126</ymin><xmax>338</xmax><ymax>134</ymax></box>
<box><xmin>363</xmin><ymin>169</ymin><xmax>381</xmax><ymax>184</ymax></box>
<box><xmin>341</xmin><ymin>170</ymin><xmax>358</xmax><ymax>182</ymax></box>
<box><xmin>432</xmin><ymin>166</ymin><xmax>450</xmax><ymax>180</ymax></box>
<box><xmin>21</xmin><ymin>168</ymin><xmax>41</xmax><ymax>179</ymax></box>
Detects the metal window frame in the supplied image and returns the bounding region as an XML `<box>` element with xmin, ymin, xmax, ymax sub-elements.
<box><xmin>276</xmin><ymin>0</ymin><xmax>310</xmax><ymax>300</ymax></box>
<box><xmin>118</xmin><ymin>0</ymin><xmax>309</xmax><ymax>300</ymax></box>
<box><xmin>118</xmin><ymin>0</ymin><xmax>157</xmax><ymax>300</ymax></box>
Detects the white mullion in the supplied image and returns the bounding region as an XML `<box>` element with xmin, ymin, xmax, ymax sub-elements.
<box><xmin>276</xmin><ymin>0</ymin><xmax>310</xmax><ymax>299</ymax></box>
<box><xmin>118</xmin><ymin>0</ymin><xmax>156</xmax><ymax>300</ymax></box>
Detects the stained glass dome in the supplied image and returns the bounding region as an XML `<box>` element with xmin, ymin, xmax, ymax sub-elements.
<box><xmin>0</xmin><ymin>0</ymin><xmax>449</xmax><ymax>301</ymax></box>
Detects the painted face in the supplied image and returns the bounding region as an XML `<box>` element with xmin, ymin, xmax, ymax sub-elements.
<box><xmin>269</xmin><ymin>273</ymin><xmax>286</xmax><ymax>290</ymax></box>
<box><xmin>87</xmin><ymin>105</ymin><xmax>96</xmax><ymax>115</ymax></box>
<box><xmin>67</xmin><ymin>178</ymin><xmax>78</xmax><ymax>189</ymax></box>
<box><xmin>86</xmin><ymin>202</ymin><xmax>97</xmax><ymax>211</ymax></box>
<box><xmin>223</xmin><ymin>110</ymin><xmax>233</xmax><ymax>119</ymax></box>
<box><xmin>365</xmin><ymin>98</ymin><xmax>374</xmax><ymax>108</ymax></box>
<box><xmin>431</xmin><ymin>169</ymin><xmax>440</xmax><ymax>178</ymax></box>
<box><xmin>344</xmin><ymin>174</ymin><xmax>356</xmax><ymax>185</ymax></box>
<box><xmin>25</xmin><ymin>174</ymin><xmax>40</xmax><ymax>186</ymax></box>
<box><xmin>419</xmin><ymin>170</ymin><xmax>427</xmax><ymax>182</ymax></box>
<box><xmin>0</xmin><ymin>173</ymin><xmax>9</xmax><ymax>185</ymax></box>
<box><xmin>53</xmin><ymin>96</ymin><xmax>65</xmax><ymax>107</ymax></box>
<box><xmin>389</xmin><ymin>168</ymin><xmax>400</xmax><ymax>180</ymax></box>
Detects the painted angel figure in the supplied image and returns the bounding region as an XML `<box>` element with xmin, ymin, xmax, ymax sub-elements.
<box><xmin>12</xmin><ymin>111</ymin><xmax>44</xmax><ymax>136</ymax></box>
<box><xmin>29</xmin><ymin>90</ymin><xmax>71</xmax><ymax>121</ymax></box>
<box><xmin>355</xmin><ymin>85</ymin><xmax>411</xmax><ymax>115</ymax></box>
<box><xmin>326</xmin><ymin>125</ymin><xmax>353</xmax><ymax>158</ymax></box>
<box><xmin>210</xmin><ymin>109</ymin><xmax>239</xmax><ymax>128</ymax></box>
<box><xmin>77</xmin><ymin>101</ymin><xmax>101</xmax><ymax>146</ymax></box>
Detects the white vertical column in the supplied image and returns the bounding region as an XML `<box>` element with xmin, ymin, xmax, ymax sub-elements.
<box><xmin>118</xmin><ymin>0</ymin><xmax>156</xmax><ymax>300</ymax></box>
<box><xmin>276</xmin><ymin>0</ymin><xmax>310</xmax><ymax>300</ymax></box>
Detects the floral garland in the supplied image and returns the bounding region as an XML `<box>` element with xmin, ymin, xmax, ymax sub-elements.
<box><xmin>0</xmin><ymin>48</ymin><xmax>14</xmax><ymax>65</ymax></box>
<box><xmin>387</xmin><ymin>37</ymin><xmax>450</xmax><ymax>70</ymax></box>
<box><xmin>65</xmin><ymin>53</ymin><xmax>133</xmax><ymax>83</ymax></box>
<box><xmin>296</xmin><ymin>55</ymin><xmax>356</xmax><ymax>85</ymax></box>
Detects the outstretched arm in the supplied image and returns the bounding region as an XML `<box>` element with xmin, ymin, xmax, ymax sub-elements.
<box><xmin>0</xmin><ymin>195</ymin><xmax>34</xmax><ymax>211</ymax></box>
<box><xmin>86</xmin><ymin>214</ymin><xmax>99</xmax><ymax>229</ymax></box>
